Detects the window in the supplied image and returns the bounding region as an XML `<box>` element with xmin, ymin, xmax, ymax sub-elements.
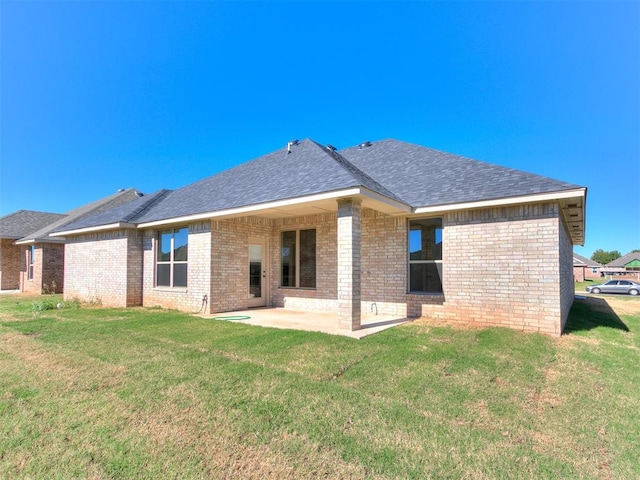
<box><xmin>156</xmin><ymin>227</ymin><xmax>188</xmax><ymax>287</ymax></box>
<box><xmin>408</xmin><ymin>218</ymin><xmax>443</xmax><ymax>293</ymax></box>
<box><xmin>27</xmin><ymin>245</ymin><xmax>35</xmax><ymax>280</ymax></box>
<box><xmin>281</xmin><ymin>229</ymin><xmax>316</xmax><ymax>288</ymax></box>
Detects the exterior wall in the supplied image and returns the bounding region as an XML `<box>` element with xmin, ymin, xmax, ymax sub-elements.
<box><xmin>142</xmin><ymin>221</ymin><xmax>212</xmax><ymax>312</ymax></box>
<box><xmin>573</xmin><ymin>266</ymin><xmax>585</xmax><ymax>282</ymax></box>
<box><xmin>415</xmin><ymin>202</ymin><xmax>567</xmax><ymax>336</ymax></box>
<box><xmin>209</xmin><ymin>217</ymin><xmax>272</xmax><ymax>313</ymax></box>
<box><xmin>558</xmin><ymin>218</ymin><xmax>575</xmax><ymax>332</ymax></box>
<box><xmin>41</xmin><ymin>243</ymin><xmax>64</xmax><ymax>293</ymax></box>
<box><xmin>20</xmin><ymin>244</ymin><xmax>42</xmax><ymax>294</ymax></box>
<box><xmin>360</xmin><ymin>209</ymin><xmax>408</xmax><ymax>316</ymax></box>
<box><xmin>21</xmin><ymin>243</ymin><xmax>64</xmax><ymax>294</ymax></box>
<box><xmin>64</xmin><ymin>229</ymin><xmax>142</xmax><ymax>307</ymax></box>
<box><xmin>1</xmin><ymin>239</ymin><xmax>21</xmax><ymax>290</ymax></box>
<box><xmin>273</xmin><ymin>213</ymin><xmax>338</xmax><ymax>313</ymax></box>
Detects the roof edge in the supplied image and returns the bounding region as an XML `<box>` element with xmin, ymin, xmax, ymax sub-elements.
<box><xmin>49</xmin><ymin>222</ymin><xmax>137</xmax><ymax>237</ymax></box>
<box><xmin>413</xmin><ymin>188</ymin><xmax>586</xmax><ymax>214</ymax></box>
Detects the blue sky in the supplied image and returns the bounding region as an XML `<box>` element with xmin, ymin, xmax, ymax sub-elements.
<box><xmin>1</xmin><ymin>1</ymin><xmax>638</xmax><ymax>257</ymax></box>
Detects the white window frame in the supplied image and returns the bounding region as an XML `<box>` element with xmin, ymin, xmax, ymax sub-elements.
<box><xmin>27</xmin><ymin>245</ymin><xmax>35</xmax><ymax>280</ymax></box>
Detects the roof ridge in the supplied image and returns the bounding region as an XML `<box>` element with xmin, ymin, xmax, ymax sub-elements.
<box><xmin>307</xmin><ymin>140</ymin><xmax>405</xmax><ymax>203</ymax></box>
<box><xmin>124</xmin><ymin>189</ymin><xmax>173</xmax><ymax>222</ymax></box>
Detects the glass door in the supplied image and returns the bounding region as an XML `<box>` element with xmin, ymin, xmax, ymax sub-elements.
<box><xmin>248</xmin><ymin>242</ymin><xmax>267</xmax><ymax>307</ymax></box>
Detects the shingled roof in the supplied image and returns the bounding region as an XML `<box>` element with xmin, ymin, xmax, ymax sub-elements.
<box><xmin>132</xmin><ymin>139</ymin><xmax>403</xmax><ymax>224</ymax></box>
<box><xmin>50</xmin><ymin>189</ymin><xmax>172</xmax><ymax>234</ymax></box>
<box><xmin>573</xmin><ymin>253</ymin><xmax>602</xmax><ymax>268</ymax></box>
<box><xmin>53</xmin><ymin>138</ymin><xmax>587</xmax><ymax>244</ymax></box>
<box><xmin>16</xmin><ymin>189</ymin><xmax>144</xmax><ymax>244</ymax></box>
<box><xmin>0</xmin><ymin>210</ymin><xmax>66</xmax><ymax>239</ymax></box>
<box><xmin>606</xmin><ymin>252</ymin><xmax>640</xmax><ymax>268</ymax></box>
<box><xmin>340</xmin><ymin>139</ymin><xmax>582</xmax><ymax>208</ymax></box>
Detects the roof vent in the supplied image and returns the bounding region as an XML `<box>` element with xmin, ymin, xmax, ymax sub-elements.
<box><xmin>287</xmin><ymin>139</ymin><xmax>299</xmax><ymax>154</ymax></box>
<box><xmin>117</xmin><ymin>188</ymin><xmax>125</xmax><ymax>192</ymax></box>
<box><xmin>359</xmin><ymin>141</ymin><xmax>372</xmax><ymax>149</ymax></box>
<box><xmin>326</xmin><ymin>144</ymin><xmax>337</xmax><ymax>152</ymax></box>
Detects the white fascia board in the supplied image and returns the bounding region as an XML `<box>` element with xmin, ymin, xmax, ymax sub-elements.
<box><xmin>413</xmin><ymin>188</ymin><xmax>587</xmax><ymax>215</ymax></box>
<box><xmin>135</xmin><ymin>188</ymin><xmax>365</xmax><ymax>228</ymax></box>
<box><xmin>13</xmin><ymin>238</ymin><xmax>36</xmax><ymax>245</ymax></box>
<box><xmin>48</xmin><ymin>222</ymin><xmax>137</xmax><ymax>237</ymax></box>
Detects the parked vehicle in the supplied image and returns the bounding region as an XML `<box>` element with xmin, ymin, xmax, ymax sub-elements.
<box><xmin>586</xmin><ymin>280</ymin><xmax>640</xmax><ymax>296</ymax></box>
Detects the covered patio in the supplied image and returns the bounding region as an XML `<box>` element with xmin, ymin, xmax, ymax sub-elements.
<box><xmin>197</xmin><ymin>308</ymin><xmax>413</xmax><ymax>339</ymax></box>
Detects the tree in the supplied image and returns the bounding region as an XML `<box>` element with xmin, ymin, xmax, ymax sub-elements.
<box><xmin>591</xmin><ymin>249</ymin><xmax>622</xmax><ymax>265</ymax></box>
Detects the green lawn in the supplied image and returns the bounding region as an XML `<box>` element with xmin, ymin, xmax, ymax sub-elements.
<box><xmin>1</xmin><ymin>294</ymin><xmax>639</xmax><ymax>479</ymax></box>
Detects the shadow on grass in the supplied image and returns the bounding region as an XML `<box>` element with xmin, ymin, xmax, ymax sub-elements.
<box><xmin>564</xmin><ymin>297</ymin><xmax>630</xmax><ymax>333</ymax></box>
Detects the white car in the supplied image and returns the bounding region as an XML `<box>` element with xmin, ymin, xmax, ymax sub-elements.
<box><xmin>586</xmin><ymin>280</ymin><xmax>640</xmax><ymax>296</ymax></box>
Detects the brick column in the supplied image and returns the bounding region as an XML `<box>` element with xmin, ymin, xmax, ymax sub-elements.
<box><xmin>337</xmin><ymin>198</ymin><xmax>361</xmax><ymax>330</ymax></box>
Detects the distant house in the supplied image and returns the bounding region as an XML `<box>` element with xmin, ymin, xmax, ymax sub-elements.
<box><xmin>0</xmin><ymin>210</ymin><xmax>66</xmax><ymax>290</ymax></box>
<box><xmin>603</xmin><ymin>252</ymin><xmax>640</xmax><ymax>276</ymax></box>
<box><xmin>12</xmin><ymin>189</ymin><xmax>143</xmax><ymax>294</ymax></box>
<box><xmin>573</xmin><ymin>253</ymin><xmax>602</xmax><ymax>282</ymax></box>
<box><xmin>53</xmin><ymin>139</ymin><xmax>586</xmax><ymax>336</ymax></box>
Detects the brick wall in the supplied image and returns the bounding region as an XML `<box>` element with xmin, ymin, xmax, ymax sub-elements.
<box><xmin>361</xmin><ymin>209</ymin><xmax>408</xmax><ymax>316</ymax></box>
<box><xmin>41</xmin><ymin>243</ymin><xmax>64</xmax><ymax>293</ymax></box>
<box><xmin>209</xmin><ymin>217</ymin><xmax>272</xmax><ymax>312</ymax></box>
<box><xmin>273</xmin><ymin>213</ymin><xmax>338</xmax><ymax>313</ymax></box>
<box><xmin>142</xmin><ymin>221</ymin><xmax>212</xmax><ymax>312</ymax></box>
<box><xmin>20</xmin><ymin>244</ymin><xmax>42</xmax><ymax>294</ymax></box>
<box><xmin>1</xmin><ymin>239</ymin><xmax>21</xmax><ymax>290</ymax></box>
<box><xmin>558</xmin><ymin>216</ymin><xmax>575</xmax><ymax>332</ymax></box>
<box><xmin>64</xmin><ymin>229</ymin><xmax>142</xmax><ymax>306</ymax></box>
<box><xmin>414</xmin><ymin>202</ymin><xmax>567</xmax><ymax>336</ymax></box>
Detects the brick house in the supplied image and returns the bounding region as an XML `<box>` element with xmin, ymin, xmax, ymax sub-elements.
<box><xmin>10</xmin><ymin>189</ymin><xmax>143</xmax><ymax>294</ymax></box>
<box><xmin>54</xmin><ymin>139</ymin><xmax>586</xmax><ymax>336</ymax></box>
<box><xmin>0</xmin><ymin>210</ymin><xmax>66</xmax><ymax>290</ymax></box>
<box><xmin>573</xmin><ymin>253</ymin><xmax>603</xmax><ymax>282</ymax></box>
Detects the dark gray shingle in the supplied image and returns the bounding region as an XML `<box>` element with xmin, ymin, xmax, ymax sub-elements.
<box><xmin>340</xmin><ymin>139</ymin><xmax>582</xmax><ymax>208</ymax></box>
<box><xmin>0</xmin><ymin>210</ymin><xmax>66</xmax><ymax>239</ymax></box>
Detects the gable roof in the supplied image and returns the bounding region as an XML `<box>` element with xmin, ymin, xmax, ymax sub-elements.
<box><xmin>0</xmin><ymin>210</ymin><xmax>66</xmax><ymax>239</ymax></box>
<box><xmin>52</xmin><ymin>138</ymin><xmax>587</xmax><ymax>244</ymax></box>
<box><xmin>606</xmin><ymin>252</ymin><xmax>640</xmax><ymax>268</ymax></box>
<box><xmin>16</xmin><ymin>189</ymin><xmax>144</xmax><ymax>244</ymax></box>
<box><xmin>573</xmin><ymin>252</ymin><xmax>602</xmax><ymax>268</ymax></box>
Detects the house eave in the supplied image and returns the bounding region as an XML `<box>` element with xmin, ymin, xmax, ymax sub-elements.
<box><xmin>412</xmin><ymin>188</ymin><xmax>587</xmax><ymax>245</ymax></box>
<box><xmin>136</xmin><ymin>187</ymin><xmax>411</xmax><ymax>229</ymax></box>
<box><xmin>49</xmin><ymin>222</ymin><xmax>137</xmax><ymax>237</ymax></box>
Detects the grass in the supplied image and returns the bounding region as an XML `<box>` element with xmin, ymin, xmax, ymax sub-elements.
<box><xmin>1</xmin><ymin>294</ymin><xmax>639</xmax><ymax>479</ymax></box>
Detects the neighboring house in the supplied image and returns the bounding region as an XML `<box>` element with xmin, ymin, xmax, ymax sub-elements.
<box><xmin>13</xmin><ymin>189</ymin><xmax>144</xmax><ymax>294</ymax></box>
<box><xmin>573</xmin><ymin>253</ymin><xmax>602</xmax><ymax>282</ymax></box>
<box><xmin>603</xmin><ymin>252</ymin><xmax>640</xmax><ymax>276</ymax></box>
<box><xmin>0</xmin><ymin>210</ymin><xmax>66</xmax><ymax>290</ymax></box>
<box><xmin>53</xmin><ymin>139</ymin><xmax>586</xmax><ymax>336</ymax></box>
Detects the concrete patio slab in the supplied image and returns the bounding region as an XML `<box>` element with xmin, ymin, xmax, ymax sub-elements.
<box><xmin>196</xmin><ymin>308</ymin><xmax>413</xmax><ymax>339</ymax></box>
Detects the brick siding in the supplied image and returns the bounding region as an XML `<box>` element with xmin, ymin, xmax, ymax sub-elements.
<box><xmin>64</xmin><ymin>229</ymin><xmax>142</xmax><ymax>307</ymax></box>
<box><xmin>64</xmin><ymin>200</ymin><xmax>573</xmax><ymax>335</ymax></box>
<box><xmin>142</xmin><ymin>221</ymin><xmax>212</xmax><ymax>312</ymax></box>
<box><xmin>0</xmin><ymin>239</ymin><xmax>21</xmax><ymax>290</ymax></box>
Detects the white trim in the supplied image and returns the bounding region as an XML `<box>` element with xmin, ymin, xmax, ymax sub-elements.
<box><xmin>413</xmin><ymin>188</ymin><xmax>586</xmax><ymax>215</ymax></box>
<box><xmin>136</xmin><ymin>188</ymin><xmax>365</xmax><ymax>228</ymax></box>
<box><xmin>48</xmin><ymin>222</ymin><xmax>137</xmax><ymax>237</ymax></box>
